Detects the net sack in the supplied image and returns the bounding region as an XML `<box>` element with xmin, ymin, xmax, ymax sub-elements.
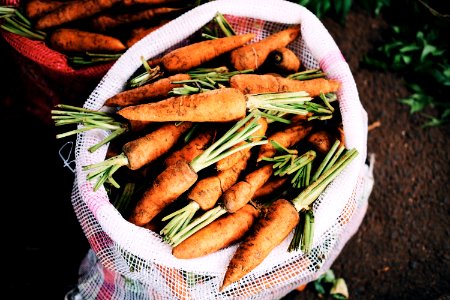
<box><xmin>71</xmin><ymin>0</ymin><xmax>373</xmax><ymax>299</ymax></box>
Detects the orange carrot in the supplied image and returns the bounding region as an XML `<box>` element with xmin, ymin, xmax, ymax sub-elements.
<box><xmin>230</xmin><ymin>74</ymin><xmax>341</xmax><ymax>96</ymax></box>
<box><xmin>35</xmin><ymin>0</ymin><xmax>121</xmax><ymax>30</ymax></box>
<box><xmin>128</xmin><ymin>159</ymin><xmax>199</xmax><ymax>226</ymax></box>
<box><xmin>117</xmin><ymin>88</ymin><xmax>247</xmax><ymax>123</ymax></box>
<box><xmin>89</xmin><ymin>7</ymin><xmax>181</xmax><ymax>32</ymax></box>
<box><xmin>257</xmin><ymin>121</ymin><xmax>313</xmax><ymax>161</ymax></box>
<box><xmin>216</xmin><ymin>116</ymin><xmax>268</xmax><ymax>171</ymax></box>
<box><xmin>48</xmin><ymin>28</ymin><xmax>126</xmax><ymax>53</ymax></box>
<box><xmin>266</xmin><ymin>47</ymin><xmax>301</xmax><ymax>73</ymax></box>
<box><xmin>220</xmin><ymin>199</ymin><xmax>300</xmax><ymax>291</ymax></box>
<box><xmin>221</xmin><ymin>164</ymin><xmax>274</xmax><ymax>213</ymax></box>
<box><xmin>104</xmin><ymin>73</ymin><xmax>191</xmax><ymax>107</ymax></box>
<box><xmin>230</xmin><ymin>26</ymin><xmax>300</xmax><ymax>71</ymax></box>
<box><xmin>252</xmin><ymin>176</ymin><xmax>288</xmax><ymax>201</ymax></box>
<box><xmin>160</xmin><ymin>33</ymin><xmax>255</xmax><ymax>73</ymax></box>
<box><xmin>123</xmin><ymin>0</ymin><xmax>181</xmax><ymax>6</ymax></box>
<box><xmin>24</xmin><ymin>0</ymin><xmax>66</xmax><ymax>19</ymax></box>
<box><xmin>172</xmin><ymin>204</ymin><xmax>259</xmax><ymax>259</ymax></box>
<box><xmin>126</xmin><ymin>20</ymin><xmax>169</xmax><ymax>48</ymax></box>
<box><xmin>163</xmin><ymin>127</ymin><xmax>216</xmax><ymax>167</ymax></box>
<box><xmin>307</xmin><ymin>130</ymin><xmax>335</xmax><ymax>154</ymax></box>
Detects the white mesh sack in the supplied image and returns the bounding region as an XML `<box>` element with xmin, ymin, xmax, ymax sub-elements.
<box><xmin>70</xmin><ymin>0</ymin><xmax>373</xmax><ymax>299</ymax></box>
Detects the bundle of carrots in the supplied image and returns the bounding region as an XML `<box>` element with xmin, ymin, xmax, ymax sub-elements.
<box><xmin>52</xmin><ymin>17</ymin><xmax>359</xmax><ymax>293</ymax></box>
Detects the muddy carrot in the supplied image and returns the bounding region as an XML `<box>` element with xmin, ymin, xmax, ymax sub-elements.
<box><xmin>128</xmin><ymin>112</ymin><xmax>267</xmax><ymax>226</ymax></box>
<box><xmin>35</xmin><ymin>0</ymin><xmax>121</xmax><ymax>30</ymax></box>
<box><xmin>230</xmin><ymin>74</ymin><xmax>340</xmax><ymax>96</ymax></box>
<box><xmin>89</xmin><ymin>7</ymin><xmax>181</xmax><ymax>32</ymax></box>
<box><xmin>172</xmin><ymin>204</ymin><xmax>259</xmax><ymax>259</ymax></box>
<box><xmin>266</xmin><ymin>47</ymin><xmax>301</xmax><ymax>73</ymax></box>
<box><xmin>252</xmin><ymin>176</ymin><xmax>289</xmax><ymax>201</ymax></box>
<box><xmin>82</xmin><ymin>121</ymin><xmax>193</xmax><ymax>191</ymax></box>
<box><xmin>215</xmin><ymin>116</ymin><xmax>268</xmax><ymax>171</ymax></box>
<box><xmin>307</xmin><ymin>130</ymin><xmax>336</xmax><ymax>154</ymax></box>
<box><xmin>159</xmin><ymin>33</ymin><xmax>255</xmax><ymax>73</ymax></box>
<box><xmin>104</xmin><ymin>73</ymin><xmax>191</xmax><ymax>107</ymax></box>
<box><xmin>48</xmin><ymin>28</ymin><xmax>126</xmax><ymax>53</ymax></box>
<box><xmin>230</xmin><ymin>26</ymin><xmax>300</xmax><ymax>71</ymax></box>
<box><xmin>25</xmin><ymin>0</ymin><xmax>66</xmax><ymax>19</ymax></box>
<box><xmin>126</xmin><ymin>20</ymin><xmax>169</xmax><ymax>48</ymax></box>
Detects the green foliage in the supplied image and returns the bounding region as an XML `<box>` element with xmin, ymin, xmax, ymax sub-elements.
<box><xmin>310</xmin><ymin>269</ymin><xmax>349</xmax><ymax>299</ymax></box>
<box><xmin>291</xmin><ymin>0</ymin><xmax>352</xmax><ymax>23</ymax></box>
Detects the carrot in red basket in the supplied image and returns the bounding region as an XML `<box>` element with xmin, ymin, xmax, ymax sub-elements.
<box><xmin>230</xmin><ymin>74</ymin><xmax>341</xmax><ymax>96</ymax></box>
<box><xmin>230</xmin><ymin>26</ymin><xmax>300</xmax><ymax>71</ymax></box>
<box><xmin>35</xmin><ymin>0</ymin><xmax>121</xmax><ymax>30</ymax></box>
<box><xmin>104</xmin><ymin>73</ymin><xmax>191</xmax><ymax>107</ymax></box>
<box><xmin>48</xmin><ymin>28</ymin><xmax>126</xmax><ymax>53</ymax></box>
<box><xmin>125</xmin><ymin>20</ymin><xmax>169</xmax><ymax>48</ymax></box>
<box><xmin>83</xmin><ymin>121</ymin><xmax>193</xmax><ymax>191</ymax></box>
<box><xmin>24</xmin><ymin>0</ymin><xmax>66</xmax><ymax>19</ymax></box>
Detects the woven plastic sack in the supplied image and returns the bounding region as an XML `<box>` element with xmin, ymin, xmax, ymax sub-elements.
<box><xmin>70</xmin><ymin>0</ymin><xmax>372</xmax><ymax>299</ymax></box>
<box><xmin>0</xmin><ymin>0</ymin><xmax>113</xmax><ymax>123</ymax></box>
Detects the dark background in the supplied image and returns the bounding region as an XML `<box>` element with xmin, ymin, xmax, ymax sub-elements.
<box><xmin>1</xmin><ymin>7</ymin><xmax>449</xmax><ymax>300</ymax></box>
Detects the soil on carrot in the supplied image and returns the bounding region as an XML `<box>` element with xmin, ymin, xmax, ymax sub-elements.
<box><xmin>1</xmin><ymin>8</ymin><xmax>448</xmax><ymax>300</ymax></box>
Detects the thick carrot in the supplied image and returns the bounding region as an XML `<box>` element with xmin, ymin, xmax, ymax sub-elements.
<box><xmin>307</xmin><ymin>130</ymin><xmax>335</xmax><ymax>154</ymax></box>
<box><xmin>89</xmin><ymin>7</ymin><xmax>181</xmax><ymax>32</ymax></box>
<box><xmin>104</xmin><ymin>73</ymin><xmax>191</xmax><ymax>107</ymax></box>
<box><xmin>257</xmin><ymin>121</ymin><xmax>313</xmax><ymax>161</ymax></box>
<box><xmin>123</xmin><ymin>121</ymin><xmax>192</xmax><ymax>170</ymax></box>
<box><xmin>48</xmin><ymin>28</ymin><xmax>126</xmax><ymax>53</ymax></box>
<box><xmin>126</xmin><ymin>20</ymin><xmax>169</xmax><ymax>48</ymax></box>
<box><xmin>252</xmin><ymin>176</ymin><xmax>288</xmax><ymax>201</ymax></box>
<box><xmin>266</xmin><ymin>47</ymin><xmax>301</xmax><ymax>73</ymax></box>
<box><xmin>160</xmin><ymin>33</ymin><xmax>255</xmax><ymax>73</ymax></box>
<box><xmin>117</xmin><ymin>87</ymin><xmax>247</xmax><ymax>123</ymax></box>
<box><xmin>123</xmin><ymin>0</ymin><xmax>181</xmax><ymax>6</ymax></box>
<box><xmin>230</xmin><ymin>26</ymin><xmax>300</xmax><ymax>71</ymax></box>
<box><xmin>35</xmin><ymin>0</ymin><xmax>121</xmax><ymax>30</ymax></box>
<box><xmin>163</xmin><ymin>127</ymin><xmax>216</xmax><ymax>167</ymax></box>
<box><xmin>221</xmin><ymin>164</ymin><xmax>274</xmax><ymax>213</ymax></box>
<box><xmin>25</xmin><ymin>0</ymin><xmax>66</xmax><ymax>19</ymax></box>
<box><xmin>216</xmin><ymin>116</ymin><xmax>268</xmax><ymax>171</ymax></box>
<box><xmin>220</xmin><ymin>199</ymin><xmax>300</xmax><ymax>291</ymax></box>
<box><xmin>128</xmin><ymin>159</ymin><xmax>198</xmax><ymax>226</ymax></box>
<box><xmin>172</xmin><ymin>204</ymin><xmax>259</xmax><ymax>259</ymax></box>
<box><xmin>230</xmin><ymin>74</ymin><xmax>341</xmax><ymax>96</ymax></box>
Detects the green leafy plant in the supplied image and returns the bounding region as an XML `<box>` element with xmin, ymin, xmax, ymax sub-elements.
<box><xmin>310</xmin><ymin>269</ymin><xmax>349</xmax><ymax>299</ymax></box>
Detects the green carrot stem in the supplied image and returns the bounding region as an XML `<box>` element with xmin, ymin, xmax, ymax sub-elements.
<box><xmin>323</xmin><ymin>145</ymin><xmax>345</xmax><ymax>173</ymax></box>
<box><xmin>88</xmin><ymin>126</ymin><xmax>127</xmax><ymax>153</ymax></box>
<box><xmin>301</xmin><ymin>210</ymin><xmax>314</xmax><ymax>253</ymax></box>
<box><xmin>214</xmin><ymin>12</ymin><xmax>236</xmax><ymax>37</ymax></box>
<box><xmin>113</xmin><ymin>182</ymin><xmax>135</xmax><ymax>213</ymax></box>
<box><xmin>288</xmin><ymin>215</ymin><xmax>305</xmax><ymax>252</ymax></box>
<box><xmin>292</xmin><ymin>149</ymin><xmax>358</xmax><ymax>211</ymax></box>
<box><xmin>311</xmin><ymin>140</ymin><xmax>340</xmax><ymax>182</ymax></box>
<box><xmin>287</xmin><ymin>68</ymin><xmax>326</xmax><ymax>80</ymax></box>
<box><xmin>160</xmin><ymin>201</ymin><xmax>200</xmax><ymax>238</ymax></box>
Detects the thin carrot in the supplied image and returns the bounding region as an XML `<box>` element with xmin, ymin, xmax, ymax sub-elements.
<box><xmin>220</xmin><ymin>198</ymin><xmax>300</xmax><ymax>291</ymax></box>
<box><xmin>230</xmin><ymin>26</ymin><xmax>300</xmax><ymax>71</ymax></box>
<box><xmin>48</xmin><ymin>28</ymin><xmax>126</xmax><ymax>53</ymax></box>
<box><xmin>104</xmin><ymin>73</ymin><xmax>191</xmax><ymax>107</ymax></box>
<box><xmin>230</xmin><ymin>74</ymin><xmax>341</xmax><ymax>96</ymax></box>
<box><xmin>159</xmin><ymin>33</ymin><xmax>255</xmax><ymax>73</ymax></box>
<box><xmin>257</xmin><ymin>120</ymin><xmax>313</xmax><ymax>161</ymax></box>
<box><xmin>266</xmin><ymin>47</ymin><xmax>301</xmax><ymax>73</ymax></box>
<box><xmin>82</xmin><ymin>121</ymin><xmax>193</xmax><ymax>191</ymax></box>
<box><xmin>172</xmin><ymin>204</ymin><xmax>259</xmax><ymax>259</ymax></box>
<box><xmin>34</xmin><ymin>0</ymin><xmax>121</xmax><ymax>30</ymax></box>
<box><xmin>163</xmin><ymin>127</ymin><xmax>216</xmax><ymax>167</ymax></box>
<box><xmin>24</xmin><ymin>0</ymin><xmax>66</xmax><ymax>19</ymax></box>
<box><xmin>215</xmin><ymin>116</ymin><xmax>268</xmax><ymax>171</ymax></box>
<box><xmin>123</xmin><ymin>0</ymin><xmax>181</xmax><ymax>6</ymax></box>
<box><xmin>89</xmin><ymin>7</ymin><xmax>182</xmax><ymax>32</ymax></box>
<box><xmin>128</xmin><ymin>112</ymin><xmax>267</xmax><ymax>226</ymax></box>
<box><xmin>126</xmin><ymin>20</ymin><xmax>169</xmax><ymax>48</ymax></box>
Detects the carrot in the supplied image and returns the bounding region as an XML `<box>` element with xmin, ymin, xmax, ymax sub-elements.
<box><xmin>83</xmin><ymin>121</ymin><xmax>193</xmax><ymax>191</ymax></box>
<box><xmin>123</xmin><ymin>0</ymin><xmax>181</xmax><ymax>6</ymax></box>
<box><xmin>104</xmin><ymin>73</ymin><xmax>191</xmax><ymax>107</ymax></box>
<box><xmin>307</xmin><ymin>130</ymin><xmax>335</xmax><ymax>154</ymax></box>
<box><xmin>257</xmin><ymin>120</ymin><xmax>313</xmax><ymax>161</ymax></box>
<box><xmin>48</xmin><ymin>28</ymin><xmax>126</xmax><ymax>53</ymax></box>
<box><xmin>221</xmin><ymin>164</ymin><xmax>274</xmax><ymax>213</ymax></box>
<box><xmin>128</xmin><ymin>112</ymin><xmax>267</xmax><ymax>226</ymax></box>
<box><xmin>252</xmin><ymin>176</ymin><xmax>288</xmax><ymax>201</ymax></box>
<box><xmin>35</xmin><ymin>0</ymin><xmax>121</xmax><ymax>30</ymax></box>
<box><xmin>220</xmin><ymin>198</ymin><xmax>300</xmax><ymax>291</ymax></box>
<box><xmin>159</xmin><ymin>33</ymin><xmax>256</xmax><ymax>73</ymax></box>
<box><xmin>266</xmin><ymin>47</ymin><xmax>301</xmax><ymax>73</ymax></box>
<box><xmin>89</xmin><ymin>7</ymin><xmax>181</xmax><ymax>32</ymax></box>
<box><xmin>230</xmin><ymin>26</ymin><xmax>300</xmax><ymax>71</ymax></box>
<box><xmin>116</xmin><ymin>87</ymin><xmax>247</xmax><ymax>123</ymax></box>
<box><xmin>230</xmin><ymin>74</ymin><xmax>341</xmax><ymax>96</ymax></box>
<box><xmin>24</xmin><ymin>0</ymin><xmax>66</xmax><ymax>19</ymax></box>
<box><xmin>163</xmin><ymin>127</ymin><xmax>216</xmax><ymax>167</ymax></box>
<box><xmin>172</xmin><ymin>204</ymin><xmax>259</xmax><ymax>259</ymax></box>
<box><xmin>215</xmin><ymin>116</ymin><xmax>268</xmax><ymax>171</ymax></box>
<box><xmin>125</xmin><ymin>20</ymin><xmax>169</xmax><ymax>48</ymax></box>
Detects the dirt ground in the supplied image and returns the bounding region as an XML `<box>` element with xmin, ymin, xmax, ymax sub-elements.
<box><xmin>1</xmin><ymin>8</ymin><xmax>448</xmax><ymax>300</ymax></box>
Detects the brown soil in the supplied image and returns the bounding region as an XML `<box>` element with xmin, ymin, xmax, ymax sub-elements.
<box><xmin>1</xmin><ymin>9</ymin><xmax>449</xmax><ymax>300</ymax></box>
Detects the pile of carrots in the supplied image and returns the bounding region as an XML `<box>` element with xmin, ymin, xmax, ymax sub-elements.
<box><xmin>52</xmin><ymin>18</ymin><xmax>358</xmax><ymax>292</ymax></box>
